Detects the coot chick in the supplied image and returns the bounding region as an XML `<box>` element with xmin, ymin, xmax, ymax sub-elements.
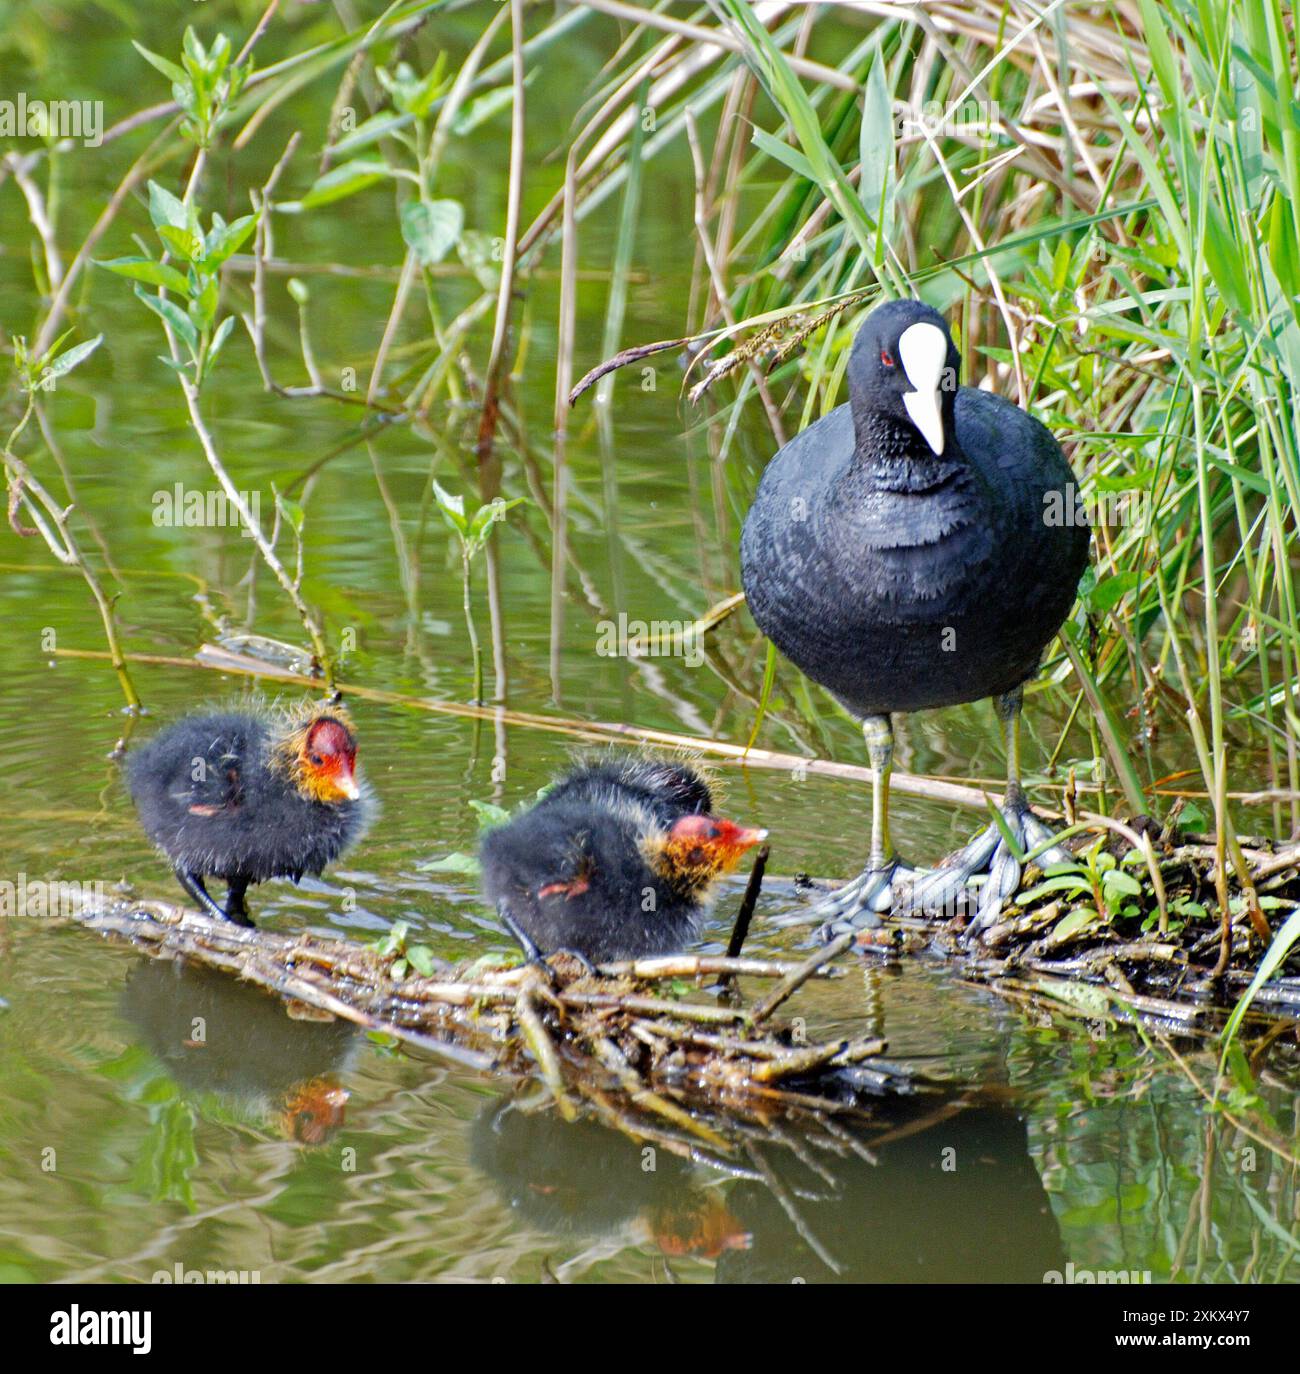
<box><xmin>481</xmin><ymin>757</ymin><xmax>766</xmax><ymax>963</ymax></box>
<box><xmin>740</xmin><ymin>299</ymin><xmax>1089</xmax><ymax>937</ymax></box>
<box><xmin>127</xmin><ymin>700</ymin><xmax>374</xmax><ymax>926</ymax></box>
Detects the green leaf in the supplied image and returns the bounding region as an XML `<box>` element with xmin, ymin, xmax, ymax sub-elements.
<box><xmin>468</xmin><ymin>798</ymin><xmax>511</xmax><ymax>828</ymax></box>
<box><xmin>457</xmin><ymin>230</ymin><xmax>501</xmax><ymax>290</ymax></box>
<box><xmin>720</xmin><ymin>0</ymin><xmax>878</xmax><ymax>262</ymax></box>
<box><xmin>96</xmin><ymin>256</ymin><xmax>191</xmax><ymax>294</ymax></box>
<box><xmin>274</xmin><ymin>491</ymin><xmax>305</xmax><ymax>534</ymax></box>
<box><xmin>859</xmin><ymin>46</ymin><xmax>896</xmax><ymax>252</ymax></box>
<box><xmin>1137</xmin><ymin>0</ymin><xmax>1179</xmax><ymax>107</ymax></box>
<box><xmin>201</xmin><ymin>213</ymin><xmax>257</xmax><ymax>268</ymax></box>
<box><xmin>749</xmin><ymin>126</ymin><xmax>818</xmax><ymax>182</ymax></box>
<box><xmin>467</xmin><ymin>496</ymin><xmax>523</xmax><ymax>552</ymax></box>
<box><xmin>451</xmin><ymin>86</ymin><xmax>516</xmax><ymax>136</ymax></box>
<box><xmin>188</xmin><ymin>273</ymin><xmax>218</xmax><ymax>332</ymax></box>
<box><xmin>1087</xmin><ymin>571</ymin><xmax>1139</xmax><ymax>616</ymax></box>
<box><xmin>417</xmin><ymin>852</ymin><xmax>482</xmax><ymax>875</ymax></box>
<box><xmin>1051</xmin><ymin>907</ymin><xmax>1100</xmax><ymax>942</ymax></box>
<box><xmin>390</xmin><ymin>958</ymin><xmax>408</xmax><ymax>981</ymax></box>
<box><xmin>400</xmin><ymin>199</ymin><xmax>463</xmax><ymax>266</ymax></box>
<box><xmin>158</xmin><ymin>223</ymin><xmax>204</xmax><ymax>262</ymax></box>
<box><xmin>330</xmin><ymin>111</ymin><xmax>409</xmax><ymax>158</ymax></box>
<box><xmin>135</xmin><ymin>286</ymin><xmax>198</xmax><ymax>354</ymax></box>
<box><xmin>1221</xmin><ymin>903</ymin><xmax>1300</xmax><ymax>1052</ymax></box>
<box><xmin>377</xmin><ymin>56</ymin><xmax>447</xmax><ymax>119</ymax></box>
<box><xmin>147</xmin><ymin>181</ymin><xmax>194</xmax><ymax>235</ymax></box>
<box><xmin>209</xmin><ymin>32</ymin><xmax>231</xmax><ymax>78</ymax></box>
<box><xmin>44</xmin><ymin>334</ymin><xmax>103</xmax><ymax>380</ymax></box>
<box><xmin>1020</xmin><ymin>874</ymin><xmax>1092</xmax><ymax>902</ymax></box>
<box><xmin>132</xmin><ymin>41</ymin><xmax>188</xmax><ymax>87</ymax></box>
<box><xmin>986</xmin><ymin>799</ymin><xmax>1026</xmax><ymax>863</ymax></box>
<box><xmin>432</xmin><ymin>480</ymin><xmax>468</xmax><ymax>532</ymax></box>
<box><xmin>290</xmin><ymin>160</ymin><xmax>391</xmax><ymax>211</ymax></box>
<box><xmin>406</xmin><ymin>946</ymin><xmax>437</xmax><ymax>976</ymax></box>
<box><xmin>202</xmin><ymin>315</ymin><xmax>237</xmax><ymax>380</ymax></box>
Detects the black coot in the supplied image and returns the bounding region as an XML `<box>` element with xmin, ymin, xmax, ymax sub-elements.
<box><xmin>740</xmin><ymin>299</ymin><xmax>1089</xmax><ymax>936</ymax></box>
<box><xmin>481</xmin><ymin>757</ymin><xmax>765</xmax><ymax>963</ymax></box>
<box><xmin>127</xmin><ymin>700</ymin><xmax>374</xmax><ymax>925</ymax></box>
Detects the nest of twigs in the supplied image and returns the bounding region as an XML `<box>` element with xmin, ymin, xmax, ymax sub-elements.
<box><xmin>72</xmin><ymin>898</ymin><xmax>922</xmax><ymax>1152</ymax></box>
<box><xmin>854</xmin><ymin>825</ymin><xmax>1300</xmax><ymax>1031</ymax></box>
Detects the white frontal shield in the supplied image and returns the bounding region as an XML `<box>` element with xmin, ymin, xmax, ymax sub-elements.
<box><xmin>899</xmin><ymin>321</ymin><xmax>949</xmax><ymax>455</ymax></box>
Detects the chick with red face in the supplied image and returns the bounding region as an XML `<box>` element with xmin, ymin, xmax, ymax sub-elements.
<box><xmin>480</xmin><ymin>757</ymin><xmax>766</xmax><ymax>964</ymax></box>
<box><xmin>126</xmin><ymin>700</ymin><xmax>375</xmax><ymax>926</ymax></box>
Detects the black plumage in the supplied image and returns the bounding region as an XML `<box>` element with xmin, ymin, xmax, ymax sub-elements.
<box><xmin>742</xmin><ymin>299</ymin><xmax>1086</xmax><ymax>715</ymax></box>
<box><xmin>481</xmin><ymin>757</ymin><xmax>765</xmax><ymax>963</ymax></box>
<box><xmin>740</xmin><ymin>299</ymin><xmax>1090</xmax><ymax>932</ymax></box>
<box><xmin>127</xmin><ymin>702</ymin><xmax>374</xmax><ymax>926</ymax></box>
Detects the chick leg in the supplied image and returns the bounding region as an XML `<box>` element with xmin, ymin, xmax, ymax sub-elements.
<box><xmin>175</xmin><ymin>867</ymin><xmax>234</xmax><ymax>924</ymax></box>
<box><xmin>224</xmin><ymin>877</ymin><xmax>255</xmax><ymax>928</ymax></box>
<box><xmin>498</xmin><ymin>902</ymin><xmax>596</xmax><ymax>977</ymax></box>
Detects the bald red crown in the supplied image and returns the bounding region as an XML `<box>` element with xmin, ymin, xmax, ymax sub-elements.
<box><xmin>307</xmin><ymin>717</ymin><xmax>355</xmax><ymax>762</ymax></box>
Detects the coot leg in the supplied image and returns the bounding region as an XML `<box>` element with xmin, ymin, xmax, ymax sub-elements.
<box><xmin>224</xmin><ymin>877</ymin><xmax>255</xmax><ymax>928</ymax></box>
<box><xmin>174</xmin><ymin>867</ymin><xmax>235</xmax><ymax>923</ymax></box>
<box><xmin>898</xmin><ymin>689</ymin><xmax>1073</xmax><ymax>936</ymax></box>
<box><xmin>807</xmin><ymin>716</ymin><xmax>917</xmax><ymax>939</ymax></box>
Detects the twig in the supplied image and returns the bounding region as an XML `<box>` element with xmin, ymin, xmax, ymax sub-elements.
<box><xmin>750</xmin><ymin>932</ymin><xmax>854</xmax><ymax>1025</ymax></box>
<box><xmin>2</xmin><ymin>395</ymin><xmax>141</xmax><ymax>709</ymax></box>
<box><xmin>517</xmin><ymin>977</ymin><xmax>577</xmax><ymax>1121</ymax></box>
<box><xmin>726</xmin><ymin>844</ymin><xmax>770</xmax><ymax>959</ymax></box>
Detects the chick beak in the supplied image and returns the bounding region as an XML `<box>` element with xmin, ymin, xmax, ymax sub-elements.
<box><xmin>335</xmin><ymin>766</ymin><xmax>361</xmax><ymax>802</ymax></box>
<box><xmin>724</xmin><ymin>821</ymin><xmax>768</xmax><ymax>852</ymax></box>
<box><xmin>898</xmin><ymin>320</ymin><xmax>949</xmax><ymax>456</ymax></box>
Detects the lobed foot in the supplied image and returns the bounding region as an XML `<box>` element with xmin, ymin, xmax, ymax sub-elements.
<box><xmin>895</xmin><ymin>797</ymin><xmax>1072</xmax><ymax>938</ymax></box>
<box><xmin>807</xmin><ymin>856</ymin><xmax>917</xmax><ymax>942</ymax></box>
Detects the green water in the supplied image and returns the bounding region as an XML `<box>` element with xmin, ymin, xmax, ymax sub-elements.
<box><xmin>0</xmin><ymin>2</ymin><xmax>1296</xmax><ymax>1284</ymax></box>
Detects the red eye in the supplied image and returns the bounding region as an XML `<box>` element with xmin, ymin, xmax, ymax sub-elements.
<box><xmin>880</xmin><ymin>348</ymin><xmax>895</xmax><ymax>367</ymax></box>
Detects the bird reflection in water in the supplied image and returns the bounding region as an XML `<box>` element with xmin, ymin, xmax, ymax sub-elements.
<box><xmin>118</xmin><ymin>959</ymin><xmax>359</xmax><ymax>1145</ymax></box>
<box><xmin>472</xmin><ymin>1088</ymin><xmax>1063</xmax><ymax>1282</ymax></box>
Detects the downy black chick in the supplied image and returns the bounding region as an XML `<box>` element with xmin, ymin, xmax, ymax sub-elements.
<box><xmin>481</xmin><ymin>757</ymin><xmax>765</xmax><ymax>963</ymax></box>
<box><xmin>127</xmin><ymin>699</ymin><xmax>374</xmax><ymax>926</ymax></box>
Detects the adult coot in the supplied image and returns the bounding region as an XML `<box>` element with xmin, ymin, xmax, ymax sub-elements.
<box><xmin>127</xmin><ymin>700</ymin><xmax>374</xmax><ymax>925</ymax></box>
<box><xmin>740</xmin><ymin>299</ymin><xmax>1089</xmax><ymax>937</ymax></box>
<box><xmin>481</xmin><ymin>756</ymin><xmax>766</xmax><ymax>963</ymax></box>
